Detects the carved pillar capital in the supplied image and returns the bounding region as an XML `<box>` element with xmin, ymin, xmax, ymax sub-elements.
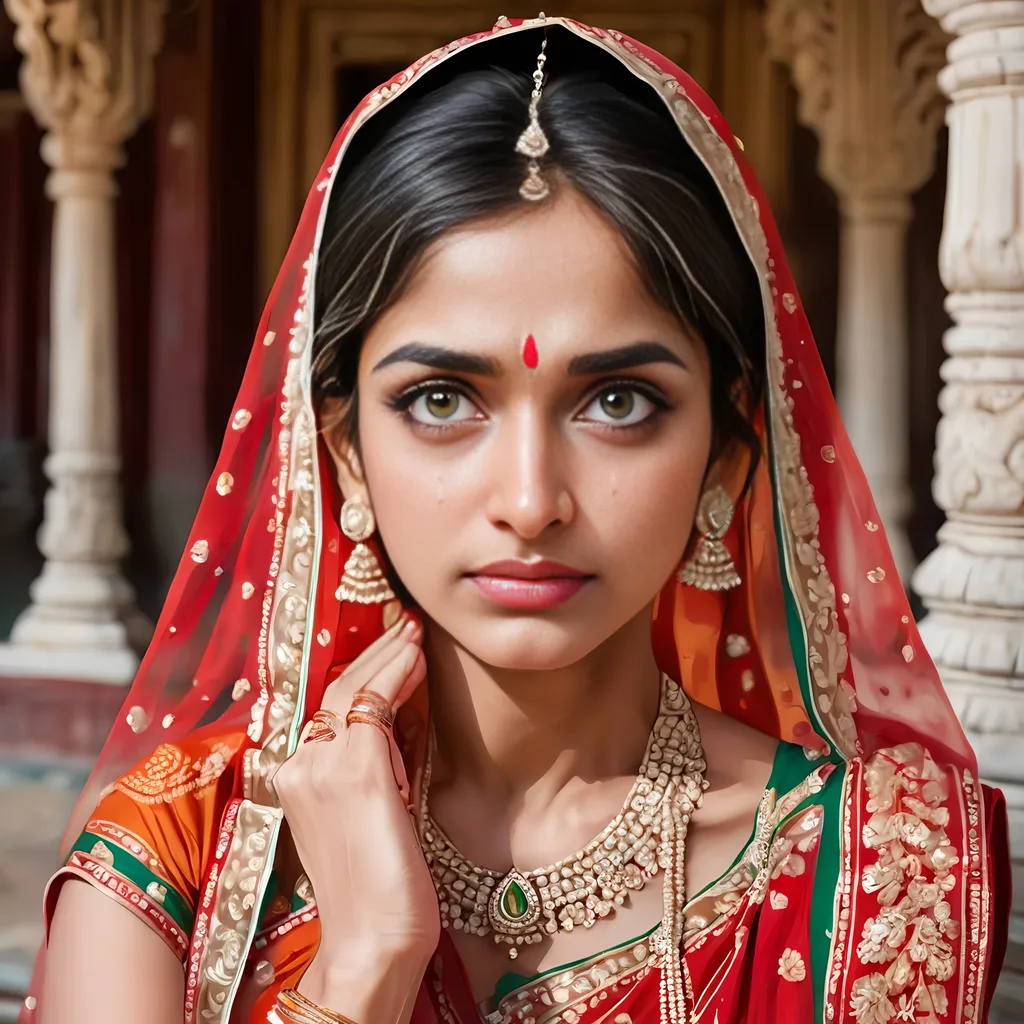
<box><xmin>4</xmin><ymin>0</ymin><xmax>167</xmax><ymax>172</ymax></box>
<box><xmin>766</xmin><ymin>0</ymin><xmax>949</xmax><ymax>580</ymax></box>
<box><xmin>766</xmin><ymin>0</ymin><xmax>949</xmax><ymax>198</ymax></box>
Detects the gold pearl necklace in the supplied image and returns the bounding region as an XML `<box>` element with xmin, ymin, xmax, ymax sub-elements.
<box><xmin>417</xmin><ymin>674</ymin><xmax>707</xmax><ymax>961</ymax></box>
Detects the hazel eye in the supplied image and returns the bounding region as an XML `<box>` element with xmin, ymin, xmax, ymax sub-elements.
<box><xmin>407</xmin><ymin>387</ymin><xmax>480</xmax><ymax>424</ymax></box>
<box><xmin>581</xmin><ymin>387</ymin><xmax>659</xmax><ymax>427</ymax></box>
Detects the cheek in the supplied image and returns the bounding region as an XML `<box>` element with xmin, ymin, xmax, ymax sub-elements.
<box><xmin>588</xmin><ymin>427</ymin><xmax>709</xmax><ymax>572</ymax></box>
<box><xmin>354</xmin><ymin>417</ymin><xmax>472</xmax><ymax>584</ymax></box>
<box><xmin>356</xmin><ymin>396</ymin><xmax>712</xmax><ymax>604</ymax></box>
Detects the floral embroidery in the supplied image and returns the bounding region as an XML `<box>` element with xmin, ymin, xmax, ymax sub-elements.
<box><xmin>778</xmin><ymin>948</ymin><xmax>807</xmax><ymax>982</ymax></box>
<box><xmin>115</xmin><ymin>742</ymin><xmax>235</xmax><ymax>804</ymax></box>
<box><xmin>850</xmin><ymin>745</ymin><xmax>959</xmax><ymax>1022</ymax></box>
<box><xmin>769</xmin><ymin>891</ymin><xmax>789</xmax><ymax>910</ymax></box>
<box><xmin>850</xmin><ymin>974</ymin><xmax>895</xmax><ymax>1024</ymax></box>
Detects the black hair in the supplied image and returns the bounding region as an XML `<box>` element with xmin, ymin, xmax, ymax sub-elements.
<box><xmin>313</xmin><ymin>45</ymin><xmax>765</xmax><ymax>491</ymax></box>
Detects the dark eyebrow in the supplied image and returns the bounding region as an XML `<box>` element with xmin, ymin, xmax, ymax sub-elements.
<box><xmin>371</xmin><ymin>339</ymin><xmax>688</xmax><ymax>376</ymax></box>
<box><xmin>371</xmin><ymin>343</ymin><xmax>499</xmax><ymax>376</ymax></box>
<box><xmin>567</xmin><ymin>341</ymin><xmax>688</xmax><ymax>375</ymax></box>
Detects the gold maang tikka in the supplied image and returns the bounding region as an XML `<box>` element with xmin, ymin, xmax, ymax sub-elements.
<box><xmin>516</xmin><ymin>33</ymin><xmax>550</xmax><ymax>201</ymax></box>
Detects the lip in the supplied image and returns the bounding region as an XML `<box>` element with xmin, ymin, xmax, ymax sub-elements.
<box><xmin>464</xmin><ymin>560</ymin><xmax>595</xmax><ymax>610</ymax></box>
<box><xmin>468</xmin><ymin>559</ymin><xmax>591</xmax><ymax>579</ymax></box>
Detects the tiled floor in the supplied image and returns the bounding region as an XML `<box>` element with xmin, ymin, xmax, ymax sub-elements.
<box><xmin>0</xmin><ymin>761</ymin><xmax>86</xmax><ymax>1014</ymax></box>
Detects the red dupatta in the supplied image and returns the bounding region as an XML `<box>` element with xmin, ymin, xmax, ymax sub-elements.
<box><xmin>23</xmin><ymin>15</ymin><xmax>1005</xmax><ymax>1024</ymax></box>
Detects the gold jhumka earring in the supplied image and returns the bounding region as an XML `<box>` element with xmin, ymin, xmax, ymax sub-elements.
<box><xmin>336</xmin><ymin>494</ymin><xmax>396</xmax><ymax>604</ymax></box>
<box><xmin>516</xmin><ymin>33</ymin><xmax>550</xmax><ymax>201</ymax></box>
<box><xmin>677</xmin><ymin>486</ymin><xmax>742</xmax><ymax>591</ymax></box>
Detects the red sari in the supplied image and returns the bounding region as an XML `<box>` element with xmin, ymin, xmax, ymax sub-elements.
<box><xmin>24</xmin><ymin>16</ymin><xmax>1009</xmax><ymax>1024</ymax></box>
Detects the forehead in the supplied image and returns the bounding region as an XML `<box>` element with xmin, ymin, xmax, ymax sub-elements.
<box><xmin>363</xmin><ymin>187</ymin><xmax>690</xmax><ymax>360</ymax></box>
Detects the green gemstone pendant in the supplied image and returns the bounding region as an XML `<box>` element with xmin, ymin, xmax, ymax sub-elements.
<box><xmin>501</xmin><ymin>879</ymin><xmax>529</xmax><ymax>920</ymax></box>
<box><xmin>488</xmin><ymin>870</ymin><xmax>541</xmax><ymax>935</ymax></box>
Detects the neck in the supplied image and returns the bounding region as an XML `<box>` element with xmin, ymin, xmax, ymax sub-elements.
<box><xmin>425</xmin><ymin>607</ymin><xmax>662</xmax><ymax>799</ymax></box>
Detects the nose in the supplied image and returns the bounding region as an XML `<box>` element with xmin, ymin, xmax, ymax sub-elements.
<box><xmin>484</xmin><ymin>403</ymin><xmax>574</xmax><ymax>539</ymax></box>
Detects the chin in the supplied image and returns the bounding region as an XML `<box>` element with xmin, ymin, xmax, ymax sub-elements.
<box><xmin>458</xmin><ymin>617</ymin><xmax>605</xmax><ymax>672</ymax></box>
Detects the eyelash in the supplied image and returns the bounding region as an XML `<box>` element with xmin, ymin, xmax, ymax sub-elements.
<box><xmin>386</xmin><ymin>378</ymin><xmax>671</xmax><ymax>433</ymax></box>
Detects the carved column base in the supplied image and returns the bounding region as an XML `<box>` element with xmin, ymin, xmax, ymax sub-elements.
<box><xmin>915</xmin><ymin>519</ymin><xmax>1024</xmax><ymax>678</ymax></box>
<box><xmin>0</xmin><ymin>452</ymin><xmax>150</xmax><ymax>685</ymax></box>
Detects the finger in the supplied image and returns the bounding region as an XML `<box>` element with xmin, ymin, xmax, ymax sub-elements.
<box><xmin>325</xmin><ymin>619</ymin><xmax>421</xmax><ymax>704</ymax></box>
<box><xmin>342</xmin><ymin>617</ymin><xmax>420</xmax><ymax>684</ymax></box>
<box><xmin>393</xmin><ymin>647</ymin><xmax>426</xmax><ymax>711</ymax></box>
<box><xmin>321</xmin><ymin>619</ymin><xmax>417</xmax><ymax>707</ymax></box>
<box><xmin>355</xmin><ymin>635</ymin><xmax>421</xmax><ymax>707</ymax></box>
<box><xmin>338</xmin><ymin>612</ymin><xmax>409</xmax><ymax>675</ymax></box>
<box><xmin>343</xmin><ymin>645</ymin><xmax>421</xmax><ymax>801</ymax></box>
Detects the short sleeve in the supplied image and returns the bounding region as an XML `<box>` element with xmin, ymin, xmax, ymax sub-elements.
<box><xmin>44</xmin><ymin>731</ymin><xmax>244</xmax><ymax>963</ymax></box>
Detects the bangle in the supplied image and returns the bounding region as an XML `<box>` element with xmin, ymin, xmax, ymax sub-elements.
<box><xmin>277</xmin><ymin>988</ymin><xmax>359</xmax><ymax>1024</ymax></box>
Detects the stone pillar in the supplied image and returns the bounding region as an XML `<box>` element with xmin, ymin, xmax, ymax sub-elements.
<box><xmin>0</xmin><ymin>0</ymin><xmax>167</xmax><ymax>684</ymax></box>
<box><xmin>916</xmin><ymin>2</ymin><xmax>1024</xmax><ymax>1016</ymax></box>
<box><xmin>766</xmin><ymin>0</ymin><xmax>949</xmax><ymax>581</ymax></box>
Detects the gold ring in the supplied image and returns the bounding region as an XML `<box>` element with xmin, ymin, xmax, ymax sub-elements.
<box><xmin>345</xmin><ymin>708</ymin><xmax>393</xmax><ymax>741</ymax></box>
<box><xmin>302</xmin><ymin>709</ymin><xmax>343</xmax><ymax>744</ymax></box>
<box><xmin>348</xmin><ymin>689</ymin><xmax>394</xmax><ymax>729</ymax></box>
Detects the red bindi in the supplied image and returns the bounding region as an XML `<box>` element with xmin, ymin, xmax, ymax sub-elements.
<box><xmin>521</xmin><ymin>334</ymin><xmax>539</xmax><ymax>369</ymax></box>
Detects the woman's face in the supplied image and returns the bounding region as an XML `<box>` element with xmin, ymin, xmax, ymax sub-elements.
<box><xmin>352</xmin><ymin>186</ymin><xmax>713</xmax><ymax>670</ymax></box>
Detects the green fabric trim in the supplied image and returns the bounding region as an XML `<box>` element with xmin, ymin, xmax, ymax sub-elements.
<box><xmin>687</xmin><ymin>736</ymin><xmax>790</xmax><ymax>904</ymax></box>
<box><xmin>69</xmin><ymin>831</ymin><xmax>194</xmax><ymax>935</ymax></box>
<box><xmin>809</xmin><ymin>761</ymin><xmax>848</xmax><ymax>1024</ymax></box>
<box><xmin>492</xmin><ymin>922</ymin><xmax>660</xmax><ymax>1005</ymax></box>
<box><xmin>766</xmin><ymin>423</ymin><xmax>843</xmax><ymax>764</ymax></box>
<box><xmin>770</xmin><ymin>482</ymin><xmax>815</xmax><ymax>732</ymax></box>
<box><xmin>258</xmin><ymin>871</ymin><xmax>280</xmax><ymax>925</ymax></box>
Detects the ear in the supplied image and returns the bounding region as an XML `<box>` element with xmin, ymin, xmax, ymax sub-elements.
<box><xmin>321</xmin><ymin>397</ymin><xmax>368</xmax><ymax>504</ymax></box>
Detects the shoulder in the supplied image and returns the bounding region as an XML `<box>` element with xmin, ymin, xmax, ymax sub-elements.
<box><xmin>48</xmin><ymin>727</ymin><xmax>249</xmax><ymax>962</ymax></box>
<box><xmin>108</xmin><ymin>727</ymin><xmax>245</xmax><ymax>806</ymax></box>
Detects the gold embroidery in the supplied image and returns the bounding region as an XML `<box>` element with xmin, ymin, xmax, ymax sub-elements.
<box><xmin>684</xmin><ymin>770</ymin><xmax>830</xmax><ymax>943</ymax></box>
<box><xmin>778</xmin><ymin>948</ymin><xmax>807</xmax><ymax>982</ymax></box>
<box><xmin>115</xmin><ymin>742</ymin><xmax>234</xmax><ymax>804</ymax></box>
<box><xmin>497</xmin><ymin>937</ymin><xmax>655</xmax><ymax>1023</ymax></box>
<box><xmin>194</xmin><ymin>801</ymin><xmax>282</xmax><ymax>1023</ymax></box>
<box><xmin>126</xmin><ymin>706</ymin><xmax>149</xmax><ymax>734</ymax></box>
<box><xmin>90</xmin><ymin>840</ymin><xmax>114</xmax><ymax>865</ymax></box>
<box><xmin>851</xmin><ymin>745</ymin><xmax>959</xmax><ymax>1023</ymax></box>
<box><xmin>146</xmin><ymin>881</ymin><xmax>168</xmax><ymax>904</ymax></box>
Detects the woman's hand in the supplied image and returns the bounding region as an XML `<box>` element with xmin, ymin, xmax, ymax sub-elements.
<box><xmin>273</xmin><ymin>614</ymin><xmax>436</xmax><ymax>1024</ymax></box>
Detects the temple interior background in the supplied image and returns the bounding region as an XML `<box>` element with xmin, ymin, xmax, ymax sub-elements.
<box><xmin>0</xmin><ymin>1</ymin><xmax>1021</xmax><ymax>1020</ymax></box>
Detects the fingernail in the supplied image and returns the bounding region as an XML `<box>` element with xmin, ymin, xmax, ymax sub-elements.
<box><xmin>401</xmin><ymin>619</ymin><xmax>419</xmax><ymax>639</ymax></box>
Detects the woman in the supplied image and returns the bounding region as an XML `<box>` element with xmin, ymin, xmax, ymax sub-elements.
<box><xmin>25</xmin><ymin>15</ymin><xmax>1008</xmax><ymax>1024</ymax></box>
